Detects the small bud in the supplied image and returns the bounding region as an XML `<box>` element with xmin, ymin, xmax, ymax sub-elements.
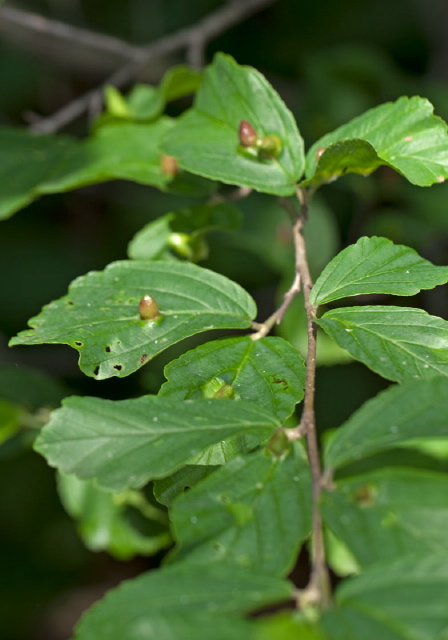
<box><xmin>316</xmin><ymin>146</ymin><xmax>325</xmax><ymax>161</ymax></box>
<box><xmin>160</xmin><ymin>153</ymin><xmax>178</xmax><ymax>177</ymax></box>
<box><xmin>139</xmin><ymin>295</ymin><xmax>161</xmax><ymax>320</ymax></box>
<box><xmin>239</xmin><ymin>120</ymin><xmax>258</xmax><ymax>147</ymax></box>
<box><xmin>257</xmin><ymin>134</ymin><xmax>283</xmax><ymax>159</ymax></box>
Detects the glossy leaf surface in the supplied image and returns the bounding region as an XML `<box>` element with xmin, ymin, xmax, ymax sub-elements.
<box><xmin>10</xmin><ymin>261</ymin><xmax>256</xmax><ymax>379</ymax></box>
<box><xmin>169</xmin><ymin>444</ymin><xmax>311</xmax><ymax>576</ymax></box>
<box><xmin>35</xmin><ymin>395</ymin><xmax>278</xmax><ymax>491</ymax></box>
<box><xmin>162</xmin><ymin>53</ymin><xmax>304</xmax><ymax>195</ymax></box>
<box><xmin>325</xmin><ymin>376</ymin><xmax>448</xmax><ymax>469</ymax></box>
<box><xmin>317</xmin><ymin>306</ymin><xmax>448</xmax><ymax>382</ymax></box>
<box><xmin>305</xmin><ymin>96</ymin><xmax>448</xmax><ymax>187</ymax></box>
<box><xmin>311</xmin><ymin>236</ymin><xmax>448</xmax><ymax>305</ymax></box>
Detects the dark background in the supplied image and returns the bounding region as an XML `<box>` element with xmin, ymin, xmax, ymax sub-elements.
<box><xmin>1</xmin><ymin>1</ymin><xmax>448</xmax><ymax>638</ymax></box>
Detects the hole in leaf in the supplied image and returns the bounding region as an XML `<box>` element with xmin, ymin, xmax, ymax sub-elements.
<box><xmin>75</xmin><ymin>341</ymin><xmax>83</xmax><ymax>347</ymax></box>
<box><xmin>93</xmin><ymin>366</ymin><xmax>100</xmax><ymax>376</ymax></box>
<box><xmin>105</xmin><ymin>346</ymin><xmax>112</xmax><ymax>353</ymax></box>
<box><xmin>113</xmin><ymin>364</ymin><xmax>122</xmax><ymax>371</ymax></box>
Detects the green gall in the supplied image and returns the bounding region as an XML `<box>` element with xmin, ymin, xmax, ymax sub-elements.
<box><xmin>213</xmin><ymin>384</ymin><xmax>235</xmax><ymax>399</ymax></box>
<box><xmin>239</xmin><ymin>120</ymin><xmax>258</xmax><ymax>147</ymax></box>
<box><xmin>139</xmin><ymin>295</ymin><xmax>161</xmax><ymax>320</ymax></box>
<box><xmin>267</xmin><ymin>428</ymin><xmax>291</xmax><ymax>459</ymax></box>
<box><xmin>257</xmin><ymin>134</ymin><xmax>283</xmax><ymax>159</ymax></box>
<box><xmin>168</xmin><ymin>232</ymin><xmax>193</xmax><ymax>259</ymax></box>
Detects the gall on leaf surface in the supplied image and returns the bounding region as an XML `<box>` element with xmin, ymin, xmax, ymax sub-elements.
<box><xmin>162</xmin><ymin>53</ymin><xmax>305</xmax><ymax>196</ymax></box>
<box><xmin>160</xmin><ymin>336</ymin><xmax>306</xmax><ymax>422</ymax></box>
<box><xmin>303</xmin><ymin>96</ymin><xmax>448</xmax><ymax>188</ymax></box>
<box><xmin>311</xmin><ymin>236</ymin><xmax>448</xmax><ymax>305</ymax></box>
<box><xmin>10</xmin><ymin>261</ymin><xmax>256</xmax><ymax>379</ymax></box>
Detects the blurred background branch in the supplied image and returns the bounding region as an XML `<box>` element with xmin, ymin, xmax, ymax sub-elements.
<box><xmin>0</xmin><ymin>0</ymin><xmax>278</xmax><ymax>133</ymax></box>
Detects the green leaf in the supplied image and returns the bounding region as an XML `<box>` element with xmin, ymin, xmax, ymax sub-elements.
<box><xmin>34</xmin><ymin>395</ymin><xmax>278</xmax><ymax>491</ymax></box>
<box><xmin>100</xmin><ymin>65</ymin><xmax>202</xmax><ymax>125</ymax></box>
<box><xmin>310</xmin><ymin>236</ymin><xmax>448</xmax><ymax>305</ymax></box>
<box><xmin>74</xmin><ymin>564</ymin><xmax>293</xmax><ymax>640</ymax></box>
<box><xmin>127</xmin><ymin>202</ymin><xmax>241</xmax><ymax>261</ymax></box>
<box><xmin>160</xmin><ymin>336</ymin><xmax>306</xmax><ymax>421</ymax></box>
<box><xmin>335</xmin><ymin>554</ymin><xmax>448</xmax><ymax>640</ymax></box>
<box><xmin>10</xmin><ymin>261</ymin><xmax>256</xmax><ymax>379</ymax></box>
<box><xmin>325</xmin><ymin>376</ymin><xmax>448</xmax><ymax>469</ymax></box>
<box><xmin>159</xmin><ymin>64</ymin><xmax>202</xmax><ymax>102</ymax></box>
<box><xmin>317</xmin><ymin>306</ymin><xmax>448</xmax><ymax>382</ymax></box>
<box><xmin>0</xmin><ymin>127</ymin><xmax>76</xmax><ymax>220</ymax></box>
<box><xmin>154</xmin><ymin>464</ymin><xmax>219</xmax><ymax>508</ymax></box>
<box><xmin>304</xmin><ymin>96</ymin><xmax>448</xmax><ymax>187</ymax></box>
<box><xmin>162</xmin><ymin>53</ymin><xmax>304</xmax><ymax>196</ymax></box>
<box><xmin>158</xmin><ymin>335</ymin><xmax>305</xmax><ymax>474</ymax></box>
<box><xmin>169</xmin><ymin>444</ymin><xmax>311</xmax><ymax>576</ymax></box>
<box><xmin>57</xmin><ymin>473</ymin><xmax>171</xmax><ymax>559</ymax></box>
<box><xmin>322</xmin><ymin>468</ymin><xmax>448</xmax><ymax>568</ymax></box>
<box><xmin>321</xmin><ymin>607</ymin><xmax>418</xmax><ymax>640</ymax></box>
<box><xmin>256</xmin><ymin>612</ymin><xmax>328</xmax><ymax>640</ymax></box>
<box><xmin>40</xmin><ymin>119</ymin><xmax>174</xmax><ymax>193</ymax></box>
<box><xmin>0</xmin><ymin>120</ymin><xmax>175</xmax><ymax>219</ymax></box>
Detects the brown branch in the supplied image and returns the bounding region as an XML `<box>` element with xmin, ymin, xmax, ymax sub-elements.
<box><xmin>25</xmin><ymin>0</ymin><xmax>278</xmax><ymax>134</ymax></box>
<box><xmin>288</xmin><ymin>189</ymin><xmax>332</xmax><ymax>610</ymax></box>
<box><xmin>0</xmin><ymin>5</ymin><xmax>142</xmax><ymax>59</ymax></box>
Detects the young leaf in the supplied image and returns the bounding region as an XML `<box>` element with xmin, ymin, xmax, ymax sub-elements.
<box><xmin>10</xmin><ymin>261</ymin><xmax>257</xmax><ymax>379</ymax></box>
<box><xmin>169</xmin><ymin>444</ymin><xmax>311</xmax><ymax>576</ymax></box>
<box><xmin>335</xmin><ymin>553</ymin><xmax>448</xmax><ymax>640</ymax></box>
<box><xmin>160</xmin><ymin>336</ymin><xmax>306</xmax><ymax>421</ymax></box>
<box><xmin>325</xmin><ymin>376</ymin><xmax>448</xmax><ymax>469</ymax></box>
<box><xmin>317</xmin><ymin>306</ymin><xmax>448</xmax><ymax>382</ymax></box>
<box><xmin>57</xmin><ymin>473</ymin><xmax>171</xmax><ymax>559</ymax></box>
<box><xmin>322</xmin><ymin>468</ymin><xmax>448</xmax><ymax>567</ymax></box>
<box><xmin>162</xmin><ymin>53</ymin><xmax>304</xmax><ymax>196</ymax></box>
<box><xmin>34</xmin><ymin>395</ymin><xmax>278</xmax><ymax>491</ymax></box>
<box><xmin>73</xmin><ymin>564</ymin><xmax>293</xmax><ymax>640</ymax></box>
<box><xmin>304</xmin><ymin>96</ymin><xmax>448</xmax><ymax>187</ymax></box>
<box><xmin>310</xmin><ymin>236</ymin><xmax>448</xmax><ymax>305</ymax></box>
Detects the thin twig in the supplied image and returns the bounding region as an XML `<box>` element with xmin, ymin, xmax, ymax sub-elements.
<box><xmin>0</xmin><ymin>5</ymin><xmax>142</xmax><ymax>58</ymax></box>
<box><xmin>26</xmin><ymin>0</ymin><xmax>278</xmax><ymax>133</ymax></box>
<box><xmin>290</xmin><ymin>188</ymin><xmax>331</xmax><ymax>610</ymax></box>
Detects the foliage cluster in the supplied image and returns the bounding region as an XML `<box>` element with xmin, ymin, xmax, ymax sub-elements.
<box><xmin>4</xmin><ymin>53</ymin><xmax>448</xmax><ymax>639</ymax></box>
